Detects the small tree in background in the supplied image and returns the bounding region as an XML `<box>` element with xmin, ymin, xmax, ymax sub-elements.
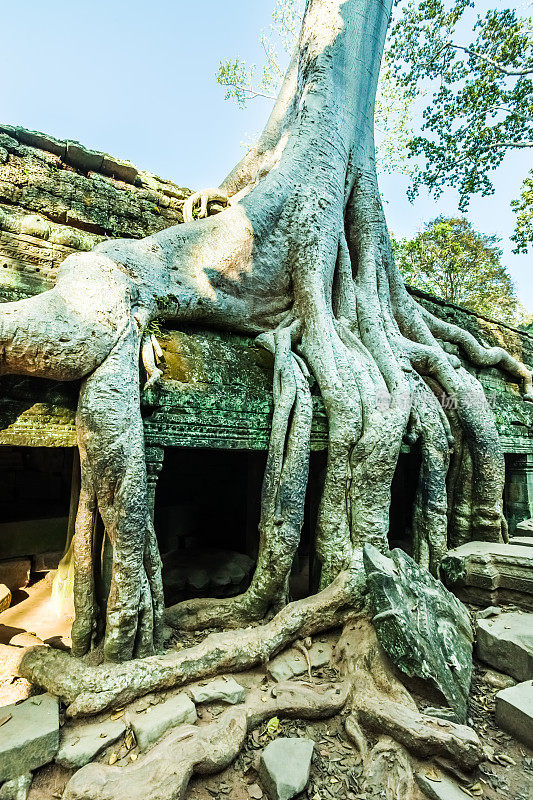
<box><xmin>393</xmin><ymin>217</ymin><xmax>521</xmax><ymax>323</ymax></box>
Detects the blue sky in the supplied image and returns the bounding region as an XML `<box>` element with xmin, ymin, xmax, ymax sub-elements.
<box><xmin>1</xmin><ymin>0</ymin><xmax>531</xmax><ymax>310</ymax></box>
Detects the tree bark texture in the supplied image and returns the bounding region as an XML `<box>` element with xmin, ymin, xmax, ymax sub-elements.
<box><xmin>1</xmin><ymin>0</ymin><xmax>532</xmax><ymax>662</ymax></box>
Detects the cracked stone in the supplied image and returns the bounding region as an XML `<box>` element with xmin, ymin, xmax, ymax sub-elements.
<box><xmin>0</xmin><ymin>584</ymin><xmax>11</xmax><ymax>613</ymax></box>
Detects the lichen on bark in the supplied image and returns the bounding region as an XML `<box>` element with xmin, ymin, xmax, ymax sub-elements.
<box><xmin>1</xmin><ymin>0</ymin><xmax>532</xmax><ymax>673</ymax></box>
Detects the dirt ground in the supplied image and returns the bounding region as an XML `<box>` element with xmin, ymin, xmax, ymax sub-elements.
<box><xmin>1</xmin><ymin>579</ymin><xmax>532</xmax><ymax>800</ymax></box>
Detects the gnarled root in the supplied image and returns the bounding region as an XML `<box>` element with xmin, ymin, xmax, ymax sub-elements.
<box><xmin>63</xmin><ymin>681</ymin><xmax>348</xmax><ymax>800</ymax></box>
<box><xmin>182</xmin><ymin>188</ymin><xmax>231</xmax><ymax>222</ymax></box>
<box><xmin>337</xmin><ymin>618</ymin><xmax>483</xmax><ymax>773</ymax></box>
<box><xmin>18</xmin><ymin>569</ymin><xmax>360</xmax><ymax>717</ymax></box>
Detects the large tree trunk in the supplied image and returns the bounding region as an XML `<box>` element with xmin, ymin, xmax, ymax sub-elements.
<box><xmin>1</xmin><ymin>0</ymin><xmax>531</xmax><ymax>662</ymax></box>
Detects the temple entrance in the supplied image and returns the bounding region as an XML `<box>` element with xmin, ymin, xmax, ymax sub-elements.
<box><xmin>154</xmin><ymin>447</ymin><xmax>327</xmax><ymax>604</ymax></box>
<box><xmin>388</xmin><ymin>444</ymin><xmax>422</xmax><ymax>556</ymax></box>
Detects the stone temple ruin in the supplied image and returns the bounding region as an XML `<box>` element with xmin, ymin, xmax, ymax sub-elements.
<box><xmin>1</xmin><ymin>124</ymin><xmax>533</xmax><ymax>800</ymax></box>
<box><xmin>1</xmin><ymin>124</ymin><xmax>533</xmax><ymax>606</ymax></box>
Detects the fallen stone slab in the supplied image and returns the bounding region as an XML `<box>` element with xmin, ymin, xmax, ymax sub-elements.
<box><xmin>187</xmin><ymin>677</ymin><xmax>246</xmax><ymax>705</ymax></box>
<box><xmin>125</xmin><ymin>693</ymin><xmax>196</xmax><ymax>751</ymax></box>
<box><xmin>267</xmin><ymin>641</ymin><xmax>331</xmax><ymax>682</ymax></box>
<box><xmin>0</xmin><ymin>774</ymin><xmax>32</xmax><ymax>800</ymax></box>
<box><xmin>509</xmin><ymin>536</ymin><xmax>533</xmax><ymax>547</ymax></box>
<box><xmin>415</xmin><ymin>770</ymin><xmax>470</xmax><ymax>800</ymax></box>
<box><xmin>495</xmin><ymin>680</ymin><xmax>533</xmax><ymax>748</ymax></box>
<box><xmin>0</xmin><ymin>693</ymin><xmax>59</xmax><ymax>781</ymax></box>
<box><xmin>441</xmin><ymin>542</ymin><xmax>533</xmax><ymax>611</ymax></box>
<box><xmin>476</xmin><ymin>612</ymin><xmax>533</xmax><ymax>681</ymax></box>
<box><xmin>0</xmin><ymin>584</ymin><xmax>11</xmax><ymax>613</ymax></box>
<box><xmin>56</xmin><ymin>718</ymin><xmax>126</xmax><ymax>768</ymax></box>
<box><xmin>259</xmin><ymin>738</ymin><xmax>314</xmax><ymax>800</ymax></box>
<box><xmin>364</xmin><ymin>545</ymin><xmax>473</xmax><ymax>723</ymax></box>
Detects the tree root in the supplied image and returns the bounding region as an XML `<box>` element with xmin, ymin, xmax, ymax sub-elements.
<box><xmin>336</xmin><ymin>618</ymin><xmax>483</xmax><ymax>772</ymax></box>
<box><xmin>62</xmin><ymin>681</ymin><xmax>348</xmax><ymax>800</ymax></box>
<box><xmin>18</xmin><ymin>570</ymin><xmax>360</xmax><ymax>717</ymax></box>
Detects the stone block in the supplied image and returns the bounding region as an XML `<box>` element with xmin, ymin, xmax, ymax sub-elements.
<box><xmin>441</xmin><ymin>542</ymin><xmax>533</xmax><ymax>611</ymax></box>
<box><xmin>0</xmin><ymin>559</ymin><xmax>30</xmax><ymax>592</ymax></box>
<box><xmin>125</xmin><ymin>693</ymin><xmax>196</xmax><ymax>751</ymax></box>
<box><xmin>476</xmin><ymin>612</ymin><xmax>533</xmax><ymax>681</ymax></box>
<box><xmin>0</xmin><ymin>693</ymin><xmax>59</xmax><ymax>781</ymax></box>
<box><xmin>267</xmin><ymin>642</ymin><xmax>332</xmax><ymax>682</ymax></box>
<box><xmin>188</xmin><ymin>677</ymin><xmax>246</xmax><ymax>705</ymax></box>
<box><xmin>56</xmin><ymin>718</ymin><xmax>126</xmax><ymax>768</ymax></box>
<box><xmin>495</xmin><ymin>680</ymin><xmax>533</xmax><ymax>748</ymax></box>
<box><xmin>259</xmin><ymin>738</ymin><xmax>314</xmax><ymax>800</ymax></box>
<box><xmin>509</xmin><ymin>536</ymin><xmax>533</xmax><ymax>547</ymax></box>
<box><xmin>516</xmin><ymin>518</ymin><xmax>533</xmax><ymax>535</ymax></box>
<box><xmin>0</xmin><ymin>584</ymin><xmax>11</xmax><ymax>612</ymax></box>
<box><xmin>415</xmin><ymin>770</ymin><xmax>470</xmax><ymax>800</ymax></box>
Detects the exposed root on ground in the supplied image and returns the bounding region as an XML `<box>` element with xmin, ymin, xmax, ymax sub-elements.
<box><xmin>337</xmin><ymin>617</ymin><xmax>483</xmax><ymax>772</ymax></box>
<box><xmin>18</xmin><ymin>570</ymin><xmax>360</xmax><ymax>717</ymax></box>
<box><xmin>62</xmin><ymin>681</ymin><xmax>348</xmax><ymax>800</ymax></box>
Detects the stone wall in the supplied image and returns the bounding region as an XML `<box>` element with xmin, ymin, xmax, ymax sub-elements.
<box><xmin>0</xmin><ymin>124</ymin><xmax>531</xmax><ymax>506</ymax></box>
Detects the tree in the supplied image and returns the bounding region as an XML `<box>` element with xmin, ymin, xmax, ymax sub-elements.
<box><xmin>217</xmin><ymin>0</ymin><xmax>417</xmax><ymax>174</ymax></box>
<box><xmin>388</xmin><ymin>1</ymin><xmax>533</xmax><ymax>250</ymax></box>
<box><xmin>394</xmin><ymin>216</ymin><xmax>519</xmax><ymax>322</ymax></box>
<box><xmin>5</xmin><ymin>2</ymin><xmax>533</xmax><ymax>791</ymax></box>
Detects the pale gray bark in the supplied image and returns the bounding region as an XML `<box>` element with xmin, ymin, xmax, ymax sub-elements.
<box><xmin>2</xmin><ymin>0</ymin><xmax>532</xmax><ymax>663</ymax></box>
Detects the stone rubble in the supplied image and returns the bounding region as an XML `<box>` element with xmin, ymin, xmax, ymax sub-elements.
<box><xmin>475</xmin><ymin>605</ymin><xmax>501</xmax><ymax>619</ymax></box>
<box><xmin>125</xmin><ymin>692</ymin><xmax>196</xmax><ymax>751</ymax></box>
<box><xmin>495</xmin><ymin>680</ymin><xmax>533</xmax><ymax>749</ymax></box>
<box><xmin>56</xmin><ymin>717</ymin><xmax>126</xmax><ymax>768</ymax></box>
<box><xmin>259</xmin><ymin>738</ymin><xmax>314</xmax><ymax>800</ymax></box>
<box><xmin>187</xmin><ymin>676</ymin><xmax>246</xmax><ymax>705</ymax></box>
<box><xmin>0</xmin><ymin>693</ymin><xmax>59</xmax><ymax>781</ymax></box>
<box><xmin>476</xmin><ymin>612</ymin><xmax>533</xmax><ymax>681</ymax></box>
<box><xmin>0</xmin><ymin>774</ymin><xmax>32</xmax><ymax>800</ymax></box>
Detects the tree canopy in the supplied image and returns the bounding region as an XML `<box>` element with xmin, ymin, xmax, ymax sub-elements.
<box><xmin>388</xmin><ymin>1</ymin><xmax>533</xmax><ymax>251</ymax></box>
<box><xmin>393</xmin><ymin>216</ymin><xmax>520</xmax><ymax>323</ymax></box>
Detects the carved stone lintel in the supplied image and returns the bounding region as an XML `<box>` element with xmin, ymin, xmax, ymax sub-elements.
<box><xmin>441</xmin><ymin>542</ymin><xmax>533</xmax><ymax>611</ymax></box>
